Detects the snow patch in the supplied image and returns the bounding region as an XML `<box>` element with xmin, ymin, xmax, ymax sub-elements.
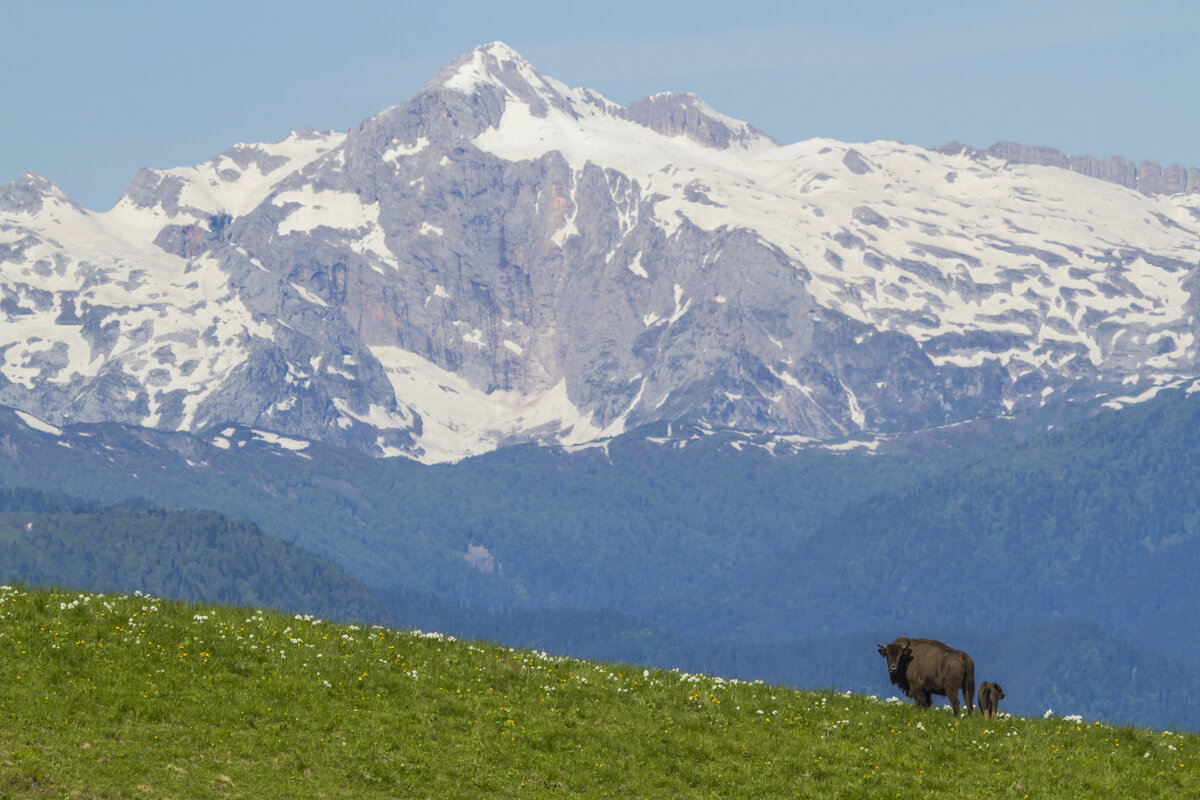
<box><xmin>331</xmin><ymin>398</ymin><xmax>412</xmax><ymax>431</ymax></box>
<box><xmin>369</xmin><ymin>345</ymin><xmax>618</xmax><ymax>463</ymax></box>
<box><xmin>819</xmin><ymin>438</ymin><xmax>882</xmax><ymax>453</ymax></box>
<box><xmin>628</xmin><ymin>251</ymin><xmax>648</xmax><ymax>278</ymax></box>
<box><xmin>290</xmin><ymin>282</ymin><xmax>329</xmax><ymax>308</ymax></box>
<box><xmin>250</xmin><ymin>428</ymin><xmax>310</xmax><ymax>451</ymax></box>
<box><xmin>384</xmin><ymin>137</ymin><xmax>430</xmax><ymax>162</ymax></box>
<box><xmin>275</xmin><ymin>186</ymin><xmax>379</xmax><ymax>236</ymax></box>
<box><xmin>14</xmin><ymin>409</ymin><xmax>62</xmax><ymax>437</ymax></box>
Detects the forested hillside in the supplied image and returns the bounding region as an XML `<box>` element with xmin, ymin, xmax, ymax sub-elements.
<box><xmin>0</xmin><ymin>411</ymin><xmax>967</xmax><ymax>610</ymax></box>
<box><xmin>1</xmin><ymin>389</ymin><xmax>1200</xmax><ymax>730</ymax></box>
<box><xmin>0</xmin><ymin>488</ymin><xmax>386</xmax><ymax>624</ymax></box>
<box><xmin>677</xmin><ymin>388</ymin><xmax>1200</xmax><ymax>663</ymax></box>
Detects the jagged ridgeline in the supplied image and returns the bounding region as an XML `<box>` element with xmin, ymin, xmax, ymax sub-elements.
<box><xmin>0</xmin><ymin>585</ymin><xmax>1194</xmax><ymax>797</ymax></box>
<box><xmin>1</xmin><ymin>42</ymin><xmax>1199</xmax><ymax>462</ymax></box>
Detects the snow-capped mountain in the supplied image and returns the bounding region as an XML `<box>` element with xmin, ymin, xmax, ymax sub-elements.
<box><xmin>2</xmin><ymin>41</ymin><xmax>1199</xmax><ymax>462</ymax></box>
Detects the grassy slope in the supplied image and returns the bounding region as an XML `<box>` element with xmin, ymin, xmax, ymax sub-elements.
<box><xmin>0</xmin><ymin>586</ymin><xmax>1194</xmax><ymax>798</ymax></box>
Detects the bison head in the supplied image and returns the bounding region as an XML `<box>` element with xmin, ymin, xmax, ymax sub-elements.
<box><xmin>876</xmin><ymin>641</ymin><xmax>913</xmax><ymax>679</ymax></box>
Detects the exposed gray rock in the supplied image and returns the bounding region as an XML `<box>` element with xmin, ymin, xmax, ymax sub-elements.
<box><xmin>935</xmin><ymin>140</ymin><xmax>1200</xmax><ymax>195</ymax></box>
<box><xmin>852</xmin><ymin>206</ymin><xmax>889</xmax><ymax>229</ymax></box>
<box><xmin>987</xmin><ymin>141</ymin><xmax>1071</xmax><ymax>170</ymax></box>
<box><xmin>2</xmin><ymin>43</ymin><xmax>1199</xmax><ymax>462</ymax></box>
<box><xmin>0</xmin><ymin>173</ymin><xmax>81</xmax><ymax>215</ymax></box>
<box><xmin>841</xmin><ymin>149</ymin><xmax>873</xmax><ymax>175</ymax></box>
<box><xmin>623</xmin><ymin>92</ymin><xmax>780</xmax><ymax>150</ymax></box>
<box><xmin>121</xmin><ymin>169</ymin><xmax>186</xmax><ymax>212</ymax></box>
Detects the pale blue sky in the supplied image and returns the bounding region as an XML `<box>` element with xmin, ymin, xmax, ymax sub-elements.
<box><xmin>3</xmin><ymin>0</ymin><xmax>1198</xmax><ymax>211</ymax></box>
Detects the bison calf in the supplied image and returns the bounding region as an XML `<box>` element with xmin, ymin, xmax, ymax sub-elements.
<box><xmin>876</xmin><ymin>637</ymin><xmax>976</xmax><ymax>716</ymax></box>
<box><xmin>978</xmin><ymin>681</ymin><xmax>1005</xmax><ymax>719</ymax></box>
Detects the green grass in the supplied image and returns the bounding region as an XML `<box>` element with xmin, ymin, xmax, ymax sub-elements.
<box><xmin>0</xmin><ymin>585</ymin><xmax>1194</xmax><ymax>798</ymax></box>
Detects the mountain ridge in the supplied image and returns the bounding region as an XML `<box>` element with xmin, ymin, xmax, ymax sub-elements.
<box><xmin>937</xmin><ymin>139</ymin><xmax>1200</xmax><ymax>197</ymax></box>
<box><xmin>2</xmin><ymin>41</ymin><xmax>1199</xmax><ymax>462</ymax></box>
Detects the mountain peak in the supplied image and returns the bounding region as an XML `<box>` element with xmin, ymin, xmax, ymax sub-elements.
<box><xmin>0</xmin><ymin>172</ymin><xmax>82</xmax><ymax>215</ymax></box>
<box><xmin>444</xmin><ymin>41</ymin><xmax>533</xmax><ymax>82</ymax></box>
<box><xmin>7</xmin><ymin>46</ymin><xmax>1200</xmax><ymax>464</ymax></box>
<box><xmin>430</xmin><ymin>41</ymin><xmax>575</xmax><ymax>120</ymax></box>
<box><xmin>475</xmin><ymin>40</ymin><xmax>524</xmax><ymax>62</ymax></box>
<box><xmin>425</xmin><ymin>44</ymin><xmax>772</xmax><ymax>151</ymax></box>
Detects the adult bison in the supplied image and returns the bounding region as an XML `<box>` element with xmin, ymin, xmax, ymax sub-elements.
<box><xmin>876</xmin><ymin>637</ymin><xmax>976</xmax><ymax>716</ymax></box>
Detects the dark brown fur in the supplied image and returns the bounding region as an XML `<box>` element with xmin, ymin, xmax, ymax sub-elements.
<box><xmin>876</xmin><ymin>637</ymin><xmax>976</xmax><ymax>716</ymax></box>
<box><xmin>978</xmin><ymin>681</ymin><xmax>1005</xmax><ymax>719</ymax></box>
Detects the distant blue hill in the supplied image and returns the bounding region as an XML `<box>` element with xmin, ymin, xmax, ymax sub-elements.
<box><xmin>0</xmin><ymin>385</ymin><xmax>1197</xmax><ymax>730</ymax></box>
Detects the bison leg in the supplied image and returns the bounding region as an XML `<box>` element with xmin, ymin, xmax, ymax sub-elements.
<box><xmin>964</xmin><ymin>667</ymin><xmax>975</xmax><ymax>715</ymax></box>
<box><xmin>912</xmin><ymin>689</ymin><xmax>931</xmax><ymax>707</ymax></box>
<box><xmin>942</xmin><ymin>675</ymin><xmax>965</xmax><ymax>716</ymax></box>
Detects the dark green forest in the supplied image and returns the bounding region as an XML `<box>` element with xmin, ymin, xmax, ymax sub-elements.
<box><xmin>0</xmin><ymin>488</ymin><xmax>385</xmax><ymax>623</ymax></box>
<box><xmin>686</xmin><ymin>387</ymin><xmax>1200</xmax><ymax>662</ymax></box>
<box><xmin>0</xmin><ymin>387</ymin><xmax>1199</xmax><ymax>730</ymax></box>
<box><xmin>0</xmin><ymin>414</ymin><xmax>977</xmax><ymax>612</ymax></box>
<box><xmin>0</xmin><ymin>482</ymin><xmax>1193</xmax><ymax>729</ymax></box>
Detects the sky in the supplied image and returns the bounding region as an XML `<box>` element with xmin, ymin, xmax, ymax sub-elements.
<box><xmin>3</xmin><ymin>0</ymin><xmax>1198</xmax><ymax>211</ymax></box>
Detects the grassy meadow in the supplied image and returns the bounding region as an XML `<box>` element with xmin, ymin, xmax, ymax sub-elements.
<box><xmin>0</xmin><ymin>584</ymin><xmax>1194</xmax><ymax>798</ymax></box>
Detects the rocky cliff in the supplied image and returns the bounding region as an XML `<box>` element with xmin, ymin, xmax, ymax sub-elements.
<box><xmin>937</xmin><ymin>140</ymin><xmax>1200</xmax><ymax>195</ymax></box>
<box><xmin>2</xmin><ymin>42</ymin><xmax>1199</xmax><ymax>461</ymax></box>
